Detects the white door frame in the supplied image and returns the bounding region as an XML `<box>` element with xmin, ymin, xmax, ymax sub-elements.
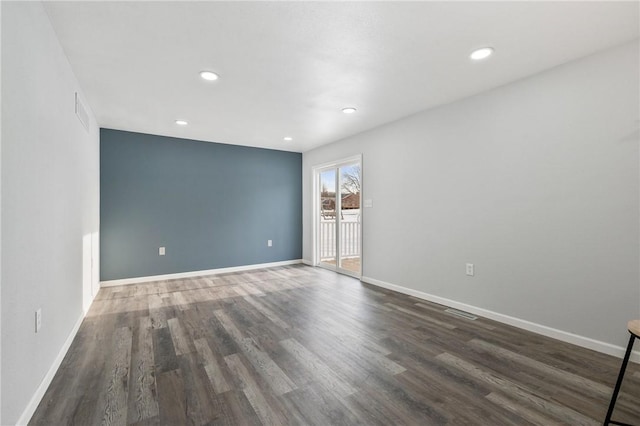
<box><xmin>312</xmin><ymin>154</ymin><xmax>362</xmax><ymax>278</ymax></box>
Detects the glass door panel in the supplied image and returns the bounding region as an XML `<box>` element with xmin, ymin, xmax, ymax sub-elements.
<box><xmin>319</xmin><ymin>169</ymin><xmax>337</xmax><ymax>267</ymax></box>
<box><xmin>338</xmin><ymin>164</ymin><xmax>361</xmax><ymax>274</ymax></box>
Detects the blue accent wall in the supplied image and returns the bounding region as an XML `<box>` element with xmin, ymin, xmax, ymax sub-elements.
<box><xmin>100</xmin><ymin>129</ymin><xmax>302</xmax><ymax>280</ymax></box>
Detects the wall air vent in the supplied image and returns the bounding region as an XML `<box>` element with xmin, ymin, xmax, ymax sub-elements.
<box><xmin>444</xmin><ymin>308</ymin><xmax>478</xmax><ymax>320</ymax></box>
<box><xmin>75</xmin><ymin>92</ymin><xmax>90</xmax><ymax>132</ymax></box>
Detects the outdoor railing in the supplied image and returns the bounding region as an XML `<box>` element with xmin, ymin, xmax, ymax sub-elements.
<box><xmin>319</xmin><ymin>220</ymin><xmax>361</xmax><ymax>259</ymax></box>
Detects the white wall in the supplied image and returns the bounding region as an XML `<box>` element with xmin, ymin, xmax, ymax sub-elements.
<box><xmin>303</xmin><ymin>41</ymin><xmax>639</xmax><ymax>354</ymax></box>
<box><xmin>1</xmin><ymin>2</ymin><xmax>100</xmax><ymax>424</ymax></box>
<box><xmin>0</xmin><ymin>2</ymin><xmax>3</xmax><ymax>421</ymax></box>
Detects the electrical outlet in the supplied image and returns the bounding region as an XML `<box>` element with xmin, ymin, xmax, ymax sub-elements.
<box><xmin>35</xmin><ymin>308</ymin><xmax>42</xmax><ymax>333</ymax></box>
<box><xmin>159</xmin><ymin>247</ymin><xmax>166</xmax><ymax>256</ymax></box>
<box><xmin>466</xmin><ymin>263</ymin><xmax>474</xmax><ymax>276</ymax></box>
<box><xmin>267</xmin><ymin>240</ymin><xmax>273</xmax><ymax>247</ymax></box>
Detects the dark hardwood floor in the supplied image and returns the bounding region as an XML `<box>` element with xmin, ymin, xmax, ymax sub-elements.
<box><xmin>30</xmin><ymin>265</ymin><xmax>640</xmax><ymax>425</ymax></box>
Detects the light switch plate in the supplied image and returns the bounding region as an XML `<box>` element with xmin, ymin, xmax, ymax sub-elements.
<box><xmin>466</xmin><ymin>263</ymin><xmax>474</xmax><ymax>276</ymax></box>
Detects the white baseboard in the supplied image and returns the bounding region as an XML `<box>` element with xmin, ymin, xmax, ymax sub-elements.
<box><xmin>302</xmin><ymin>259</ymin><xmax>314</xmax><ymax>266</ymax></box>
<box><xmin>361</xmin><ymin>275</ymin><xmax>640</xmax><ymax>363</ymax></box>
<box><xmin>16</xmin><ymin>311</ymin><xmax>86</xmax><ymax>425</ymax></box>
<box><xmin>101</xmin><ymin>259</ymin><xmax>304</xmax><ymax>287</ymax></box>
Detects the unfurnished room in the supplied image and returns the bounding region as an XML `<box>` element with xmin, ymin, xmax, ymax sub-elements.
<box><xmin>1</xmin><ymin>1</ymin><xmax>640</xmax><ymax>425</ymax></box>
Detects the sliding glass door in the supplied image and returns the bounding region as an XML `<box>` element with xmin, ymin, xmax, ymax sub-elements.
<box><xmin>316</xmin><ymin>158</ymin><xmax>361</xmax><ymax>277</ymax></box>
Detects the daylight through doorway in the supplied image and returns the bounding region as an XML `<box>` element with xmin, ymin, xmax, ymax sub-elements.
<box><xmin>316</xmin><ymin>159</ymin><xmax>361</xmax><ymax>276</ymax></box>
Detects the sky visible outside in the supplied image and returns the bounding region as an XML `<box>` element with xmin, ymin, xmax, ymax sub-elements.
<box><xmin>320</xmin><ymin>163</ymin><xmax>359</xmax><ymax>194</ymax></box>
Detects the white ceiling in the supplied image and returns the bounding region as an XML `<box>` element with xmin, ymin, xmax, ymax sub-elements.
<box><xmin>43</xmin><ymin>1</ymin><xmax>639</xmax><ymax>153</ymax></box>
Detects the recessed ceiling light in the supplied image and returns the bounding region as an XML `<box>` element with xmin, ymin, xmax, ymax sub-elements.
<box><xmin>283</xmin><ymin>136</ymin><xmax>293</xmax><ymax>141</ymax></box>
<box><xmin>199</xmin><ymin>71</ymin><xmax>219</xmax><ymax>81</ymax></box>
<box><xmin>175</xmin><ymin>120</ymin><xmax>188</xmax><ymax>126</ymax></box>
<box><xmin>342</xmin><ymin>107</ymin><xmax>357</xmax><ymax>114</ymax></box>
<box><xmin>470</xmin><ymin>47</ymin><xmax>494</xmax><ymax>61</ymax></box>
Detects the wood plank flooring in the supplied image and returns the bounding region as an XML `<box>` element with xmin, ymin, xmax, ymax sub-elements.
<box><xmin>30</xmin><ymin>265</ymin><xmax>640</xmax><ymax>425</ymax></box>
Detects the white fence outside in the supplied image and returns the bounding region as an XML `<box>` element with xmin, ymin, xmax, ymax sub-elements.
<box><xmin>319</xmin><ymin>220</ymin><xmax>361</xmax><ymax>260</ymax></box>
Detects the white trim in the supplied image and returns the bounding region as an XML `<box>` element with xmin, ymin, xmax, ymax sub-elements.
<box><xmin>100</xmin><ymin>259</ymin><xmax>303</xmax><ymax>287</ymax></box>
<box><xmin>311</xmin><ymin>154</ymin><xmax>362</xmax><ymax>172</ymax></box>
<box><xmin>361</xmin><ymin>275</ymin><xmax>640</xmax><ymax>363</ymax></box>
<box><xmin>17</xmin><ymin>312</ymin><xmax>86</xmax><ymax>426</ymax></box>
<box><xmin>302</xmin><ymin>259</ymin><xmax>314</xmax><ymax>266</ymax></box>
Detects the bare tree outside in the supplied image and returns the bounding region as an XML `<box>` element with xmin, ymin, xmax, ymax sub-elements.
<box><xmin>321</xmin><ymin>182</ymin><xmax>329</xmax><ymax>197</ymax></box>
<box><xmin>341</xmin><ymin>164</ymin><xmax>361</xmax><ymax>195</ymax></box>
